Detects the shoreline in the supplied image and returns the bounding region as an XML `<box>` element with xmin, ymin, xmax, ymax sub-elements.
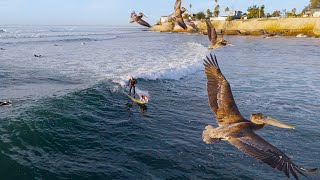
<box><xmin>149</xmin><ymin>17</ymin><xmax>320</xmax><ymax>37</ymax></box>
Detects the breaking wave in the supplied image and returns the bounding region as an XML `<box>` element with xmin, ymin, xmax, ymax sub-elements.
<box><xmin>113</xmin><ymin>42</ymin><xmax>207</xmax><ymax>87</ymax></box>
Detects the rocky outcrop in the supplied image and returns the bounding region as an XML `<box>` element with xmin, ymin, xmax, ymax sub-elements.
<box><xmin>150</xmin><ymin>18</ymin><xmax>320</xmax><ymax>37</ymax></box>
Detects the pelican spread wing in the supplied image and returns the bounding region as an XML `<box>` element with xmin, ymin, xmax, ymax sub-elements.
<box><xmin>140</xmin><ymin>12</ymin><xmax>148</xmax><ymax>18</ymax></box>
<box><xmin>137</xmin><ymin>19</ymin><xmax>151</xmax><ymax>28</ymax></box>
<box><xmin>228</xmin><ymin>131</ymin><xmax>305</xmax><ymax>179</ymax></box>
<box><xmin>205</xmin><ymin>19</ymin><xmax>217</xmax><ymax>44</ymax></box>
<box><xmin>174</xmin><ymin>0</ymin><xmax>187</xmax><ymax>30</ymax></box>
<box><xmin>203</xmin><ymin>54</ymin><xmax>245</xmax><ymax>126</ymax></box>
<box><xmin>185</xmin><ymin>19</ymin><xmax>199</xmax><ymax>31</ymax></box>
<box><xmin>176</xmin><ymin>17</ymin><xmax>188</xmax><ymax>30</ymax></box>
<box><xmin>174</xmin><ymin>0</ymin><xmax>181</xmax><ymax>12</ymax></box>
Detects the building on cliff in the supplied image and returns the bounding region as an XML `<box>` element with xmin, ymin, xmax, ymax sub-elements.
<box><xmin>160</xmin><ymin>16</ymin><xmax>170</xmax><ymax>23</ymax></box>
<box><xmin>210</xmin><ymin>10</ymin><xmax>242</xmax><ymax>21</ymax></box>
<box><xmin>305</xmin><ymin>7</ymin><xmax>320</xmax><ymax>17</ymax></box>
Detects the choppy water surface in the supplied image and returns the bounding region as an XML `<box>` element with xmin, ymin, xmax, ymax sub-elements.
<box><xmin>0</xmin><ymin>25</ymin><xmax>320</xmax><ymax>179</ymax></box>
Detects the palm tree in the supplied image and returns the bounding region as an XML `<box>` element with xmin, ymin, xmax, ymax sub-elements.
<box><xmin>292</xmin><ymin>8</ymin><xmax>296</xmax><ymax>16</ymax></box>
<box><xmin>214</xmin><ymin>5</ymin><xmax>220</xmax><ymax>17</ymax></box>
<box><xmin>207</xmin><ymin>9</ymin><xmax>213</xmax><ymax>17</ymax></box>
<box><xmin>225</xmin><ymin>7</ymin><xmax>230</xmax><ymax>13</ymax></box>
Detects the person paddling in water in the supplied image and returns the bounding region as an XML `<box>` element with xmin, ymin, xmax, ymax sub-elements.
<box><xmin>140</xmin><ymin>95</ymin><xmax>148</xmax><ymax>103</ymax></box>
<box><xmin>0</xmin><ymin>100</ymin><xmax>12</xmax><ymax>106</ymax></box>
<box><xmin>128</xmin><ymin>76</ymin><xmax>137</xmax><ymax>96</ymax></box>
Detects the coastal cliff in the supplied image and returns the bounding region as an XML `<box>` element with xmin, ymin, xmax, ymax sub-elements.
<box><xmin>150</xmin><ymin>18</ymin><xmax>320</xmax><ymax>37</ymax></box>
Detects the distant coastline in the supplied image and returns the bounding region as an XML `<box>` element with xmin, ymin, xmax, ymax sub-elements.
<box><xmin>150</xmin><ymin>17</ymin><xmax>320</xmax><ymax>37</ymax></box>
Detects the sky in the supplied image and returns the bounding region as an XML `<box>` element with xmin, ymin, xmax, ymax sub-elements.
<box><xmin>0</xmin><ymin>0</ymin><xmax>310</xmax><ymax>25</ymax></box>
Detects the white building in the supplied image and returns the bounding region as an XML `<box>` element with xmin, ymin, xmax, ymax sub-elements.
<box><xmin>305</xmin><ymin>7</ymin><xmax>320</xmax><ymax>17</ymax></box>
<box><xmin>210</xmin><ymin>16</ymin><xmax>229</xmax><ymax>21</ymax></box>
<box><xmin>210</xmin><ymin>10</ymin><xmax>242</xmax><ymax>21</ymax></box>
<box><xmin>224</xmin><ymin>10</ymin><xmax>242</xmax><ymax>18</ymax></box>
<box><xmin>313</xmin><ymin>11</ymin><xmax>320</xmax><ymax>17</ymax></box>
<box><xmin>160</xmin><ymin>16</ymin><xmax>169</xmax><ymax>23</ymax></box>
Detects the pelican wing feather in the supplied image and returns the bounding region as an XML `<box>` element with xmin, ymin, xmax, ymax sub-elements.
<box><xmin>203</xmin><ymin>54</ymin><xmax>245</xmax><ymax>126</ymax></box>
<box><xmin>228</xmin><ymin>131</ymin><xmax>307</xmax><ymax>179</ymax></box>
<box><xmin>185</xmin><ymin>20</ymin><xmax>199</xmax><ymax>31</ymax></box>
<box><xmin>205</xmin><ymin>19</ymin><xmax>217</xmax><ymax>44</ymax></box>
<box><xmin>176</xmin><ymin>17</ymin><xmax>188</xmax><ymax>30</ymax></box>
<box><xmin>174</xmin><ymin>0</ymin><xmax>182</xmax><ymax>12</ymax></box>
<box><xmin>137</xmin><ymin>19</ymin><xmax>151</xmax><ymax>28</ymax></box>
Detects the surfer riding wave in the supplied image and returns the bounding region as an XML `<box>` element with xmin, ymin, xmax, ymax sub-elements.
<box><xmin>126</xmin><ymin>76</ymin><xmax>149</xmax><ymax>104</ymax></box>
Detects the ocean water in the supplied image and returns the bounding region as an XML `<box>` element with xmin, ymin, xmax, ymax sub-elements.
<box><xmin>0</xmin><ymin>25</ymin><xmax>320</xmax><ymax>179</ymax></box>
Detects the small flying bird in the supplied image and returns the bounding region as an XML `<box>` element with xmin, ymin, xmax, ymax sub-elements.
<box><xmin>173</xmin><ymin>0</ymin><xmax>188</xmax><ymax>30</ymax></box>
<box><xmin>205</xmin><ymin>19</ymin><xmax>232</xmax><ymax>49</ymax></box>
<box><xmin>202</xmin><ymin>54</ymin><xmax>319</xmax><ymax>180</ymax></box>
<box><xmin>130</xmin><ymin>11</ymin><xmax>151</xmax><ymax>28</ymax></box>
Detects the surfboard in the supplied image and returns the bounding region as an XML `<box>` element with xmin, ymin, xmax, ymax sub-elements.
<box><xmin>130</xmin><ymin>96</ymin><xmax>147</xmax><ymax>104</ymax></box>
<box><xmin>124</xmin><ymin>93</ymin><xmax>148</xmax><ymax>105</ymax></box>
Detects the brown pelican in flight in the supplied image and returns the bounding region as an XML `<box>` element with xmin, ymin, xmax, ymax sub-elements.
<box><xmin>205</xmin><ymin>19</ymin><xmax>231</xmax><ymax>49</ymax></box>
<box><xmin>173</xmin><ymin>0</ymin><xmax>187</xmax><ymax>30</ymax></box>
<box><xmin>130</xmin><ymin>11</ymin><xmax>151</xmax><ymax>28</ymax></box>
<box><xmin>202</xmin><ymin>54</ymin><xmax>319</xmax><ymax>179</ymax></box>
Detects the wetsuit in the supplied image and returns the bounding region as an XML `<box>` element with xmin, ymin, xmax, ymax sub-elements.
<box><xmin>128</xmin><ymin>78</ymin><xmax>137</xmax><ymax>95</ymax></box>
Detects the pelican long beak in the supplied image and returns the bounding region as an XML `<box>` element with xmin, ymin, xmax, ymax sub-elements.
<box><xmin>263</xmin><ymin>117</ymin><xmax>295</xmax><ymax>129</ymax></box>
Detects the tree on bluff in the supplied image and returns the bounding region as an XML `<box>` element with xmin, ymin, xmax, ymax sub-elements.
<box><xmin>310</xmin><ymin>0</ymin><xmax>320</xmax><ymax>8</ymax></box>
<box><xmin>225</xmin><ymin>7</ymin><xmax>230</xmax><ymax>12</ymax></box>
<box><xmin>206</xmin><ymin>9</ymin><xmax>213</xmax><ymax>17</ymax></box>
<box><xmin>182</xmin><ymin>13</ymin><xmax>190</xmax><ymax>19</ymax></box>
<box><xmin>195</xmin><ymin>12</ymin><xmax>206</xmax><ymax>20</ymax></box>
<box><xmin>271</xmin><ymin>10</ymin><xmax>281</xmax><ymax>17</ymax></box>
<box><xmin>247</xmin><ymin>5</ymin><xmax>265</xmax><ymax>18</ymax></box>
<box><xmin>214</xmin><ymin>5</ymin><xmax>220</xmax><ymax>17</ymax></box>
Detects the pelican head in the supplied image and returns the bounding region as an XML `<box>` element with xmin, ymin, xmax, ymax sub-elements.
<box><xmin>217</xmin><ymin>38</ymin><xmax>227</xmax><ymax>45</ymax></box>
<box><xmin>208</xmin><ymin>39</ymin><xmax>226</xmax><ymax>49</ymax></box>
<box><xmin>250</xmin><ymin>113</ymin><xmax>295</xmax><ymax>129</ymax></box>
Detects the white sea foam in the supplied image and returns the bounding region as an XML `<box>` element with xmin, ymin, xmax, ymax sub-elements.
<box><xmin>137</xmin><ymin>62</ymin><xmax>203</xmax><ymax>80</ymax></box>
<box><xmin>1</xmin><ymin>26</ymin><xmax>209</xmax><ymax>100</ymax></box>
<box><xmin>137</xmin><ymin>42</ymin><xmax>206</xmax><ymax>80</ymax></box>
<box><xmin>114</xmin><ymin>42</ymin><xmax>207</xmax><ymax>86</ymax></box>
<box><xmin>296</xmin><ymin>34</ymin><xmax>308</xmax><ymax>38</ymax></box>
<box><xmin>110</xmin><ymin>42</ymin><xmax>207</xmax><ymax>98</ymax></box>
